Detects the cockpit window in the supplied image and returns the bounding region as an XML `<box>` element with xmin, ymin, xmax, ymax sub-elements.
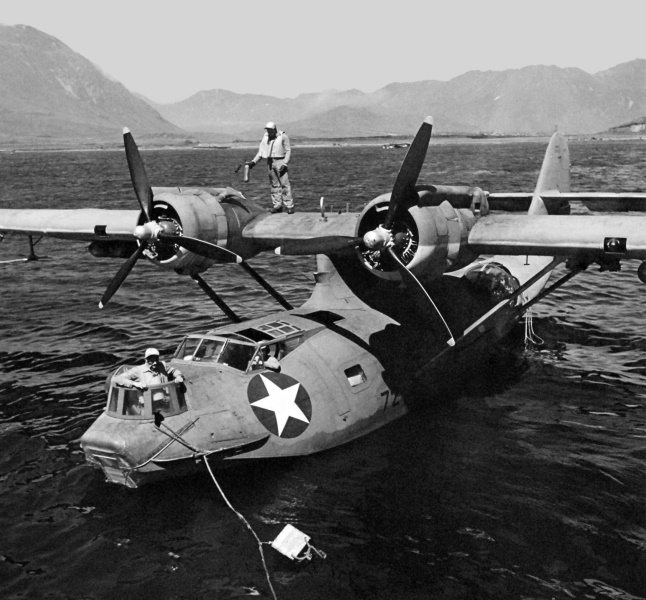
<box><xmin>122</xmin><ymin>388</ymin><xmax>145</xmax><ymax>416</ymax></box>
<box><xmin>218</xmin><ymin>342</ymin><xmax>256</xmax><ymax>371</ymax></box>
<box><xmin>109</xmin><ymin>380</ymin><xmax>186</xmax><ymax>420</ymax></box>
<box><xmin>174</xmin><ymin>337</ymin><xmax>201</xmax><ymax>361</ymax></box>
<box><xmin>151</xmin><ymin>386</ymin><xmax>172</xmax><ymax>414</ymax></box>
<box><xmin>108</xmin><ymin>386</ymin><xmax>119</xmax><ymax>413</ymax></box>
<box><xmin>249</xmin><ymin>342</ymin><xmax>285</xmax><ymax>371</ymax></box>
<box><xmin>194</xmin><ymin>339</ymin><xmax>225</xmax><ymax>363</ymax></box>
<box><xmin>177</xmin><ymin>336</ymin><xmax>257</xmax><ymax>372</ymax></box>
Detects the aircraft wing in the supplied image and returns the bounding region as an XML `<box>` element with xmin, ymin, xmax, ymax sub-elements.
<box><xmin>241</xmin><ymin>211</ymin><xmax>360</xmax><ymax>249</ymax></box>
<box><xmin>468</xmin><ymin>213</ymin><xmax>646</xmax><ymax>259</ymax></box>
<box><xmin>0</xmin><ymin>209</ymin><xmax>140</xmax><ymax>241</ymax></box>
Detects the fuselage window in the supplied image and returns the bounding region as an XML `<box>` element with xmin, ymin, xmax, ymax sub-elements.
<box><xmin>344</xmin><ymin>365</ymin><xmax>367</xmax><ymax>387</ymax></box>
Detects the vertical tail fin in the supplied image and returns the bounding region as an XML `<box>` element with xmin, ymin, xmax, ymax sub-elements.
<box><xmin>528</xmin><ymin>132</ymin><xmax>570</xmax><ymax>215</ymax></box>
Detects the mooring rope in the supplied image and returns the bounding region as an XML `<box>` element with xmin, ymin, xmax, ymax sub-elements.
<box><xmin>524</xmin><ymin>308</ymin><xmax>544</xmax><ymax>348</ymax></box>
<box><xmin>203</xmin><ymin>455</ymin><xmax>278</xmax><ymax>600</ymax></box>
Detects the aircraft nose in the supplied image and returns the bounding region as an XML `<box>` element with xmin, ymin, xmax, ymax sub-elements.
<box><xmin>80</xmin><ymin>423</ymin><xmax>128</xmax><ymax>465</ymax></box>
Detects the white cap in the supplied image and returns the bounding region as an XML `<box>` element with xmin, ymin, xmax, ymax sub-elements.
<box><xmin>265</xmin><ymin>121</ymin><xmax>276</xmax><ymax>130</ymax></box>
<box><xmin>145</xmin><ymin>347</ymin><xmax>160</xmax><ymax>358</ymax></box>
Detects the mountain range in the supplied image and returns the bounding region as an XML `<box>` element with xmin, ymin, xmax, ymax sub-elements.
<box><xmin>1</xmin><ymin>24</ymin><xmax>646</xmax><ymax>147</ymax></box>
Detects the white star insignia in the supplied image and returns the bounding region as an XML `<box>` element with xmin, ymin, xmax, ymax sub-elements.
<box><xmin>250</xmin><ymin>375</ymin><xmax>309</xmax><ymax>436</ymax></box>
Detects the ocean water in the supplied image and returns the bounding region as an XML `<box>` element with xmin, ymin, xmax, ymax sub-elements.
<box><xmin>1</xmin><ymin>138</ymin><xmax>646</xmax><ymax>599</ymax></box>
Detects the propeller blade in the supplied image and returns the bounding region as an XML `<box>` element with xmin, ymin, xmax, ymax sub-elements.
<box><xmin>160</xmin><ymin>234</ymin><xmax>243</xmax><ymax>264</ymax></box>
<box><xmin>276</xmin><ymin>236</ymin><xmax>365</xmax><ymax>256</ymax></box>
<box><xmin>123</xmin><ymin>127</ymin><xmax>154</xmax><ymax>222</ymax></box>
<box><xmin>99</xmin><ymin>243</ymin><xmax>147</xmax><ymax>308</ymax></box>
<box><xmin>386</xmin><ymin>247</ymin><xmax>454</xmax><ymax>346</ymax></box>
<box><xmin>384</xmin><ymin>116</ymin><xmax>433</xmax><ymax>231</ymax></box>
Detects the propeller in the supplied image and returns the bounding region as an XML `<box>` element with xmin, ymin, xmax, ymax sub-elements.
<box><xmin>379</xmin><ymin>117</ymin><xmax>455</xmax><ymax>345</ymax></box>
<box><xmin>99</xmin><ymin>128</ymin><xmax>154</xmax><ymax>308</ymax></box>
<box><xmin>100</xmin><ymin>128</ymin><xmax>241</xmax><ymax>308</ymax></box>
<box><xmin>100</xmin><ymin>128</ymin><xmax>290</xmax><ymax>314</ymax></box>
<box><xmin>273</xmin><ymin>116</ymin><xmax>452</xmax><ymax>344</ymax></box>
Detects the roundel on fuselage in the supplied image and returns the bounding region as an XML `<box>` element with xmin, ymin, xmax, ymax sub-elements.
<box><xmin>247</xmin><ymin>372</ymin><xmax>312</xmax><ymax>438</ymax></box>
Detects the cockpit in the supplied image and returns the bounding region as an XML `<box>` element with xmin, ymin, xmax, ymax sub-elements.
<box><xmin>106</xmin><ymin>367</ymin><xmax>187</xmax><ymax>420</ymax></box>
<box><xmin>173</xmin><ymin>320</ymin><xmax>304</xmax><ymax>373</ymax></box>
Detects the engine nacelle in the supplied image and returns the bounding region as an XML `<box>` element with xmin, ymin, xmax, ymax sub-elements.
<box><xmin>138</xmin><ymin>187</ymin><xmax>264</xmax><ymax>276</ymax></box>
<box><xmin>356</xmin><ymin>190</ymin><xmax>479</xmax><ymax>283</ymax></box>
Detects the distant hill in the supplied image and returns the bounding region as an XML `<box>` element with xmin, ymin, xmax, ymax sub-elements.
<box><xmin>607</xmin><ymin>116</ymin><xmax>646</xmax><ymax>135</ymax></box>
<box><xmin>1</xmin><ymin>24</ymin><xmax>646</xmax><ymax>146</ymax></box>
<box><xmin>0</xmin><ymin>25</ymin><xmax>183</xmax><ymax>147</ymax></box>
<box><xmin>152</xmin><ymin>61</ymin><xmax>646</xmax><ymax>138</ymax></box>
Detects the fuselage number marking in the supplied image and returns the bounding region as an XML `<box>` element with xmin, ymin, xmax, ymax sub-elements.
<box><xmin>381</xmin><ymin>389</ymin><xmax>402</xmax><ymax>411</ymax></box>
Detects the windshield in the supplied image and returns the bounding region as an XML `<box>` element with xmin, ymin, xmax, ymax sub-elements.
<box><xmin>107</xmin><ymin>377</ymin><xmax>187</xmax><ymax>420</ymax></box>
<box><xmin>175</xmin><ymin>336</ymin><xmax>257</xmax><ymax>371</ymax></box>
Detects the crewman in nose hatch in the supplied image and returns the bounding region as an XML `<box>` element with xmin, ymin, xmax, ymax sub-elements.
<box><xmin>246</xmin><ymin>121</ymin><xmax>295</xmax><ymax>214</ymax></box>
<box><xmin>115</xmin><ymin>348</ymin><xmax>184</xmax><ymax>391</ymax></box>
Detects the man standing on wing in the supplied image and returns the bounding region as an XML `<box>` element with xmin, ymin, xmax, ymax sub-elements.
<box><xmin>247</xmin><ymin>121</ymin><xmax>295</xmax><ymax>214</ymax></box>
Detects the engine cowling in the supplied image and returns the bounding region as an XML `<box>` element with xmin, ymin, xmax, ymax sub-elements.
<box><xmin>135</xmin><ymin>187</ymin><xmax>263</xmax><ymax>275</ymax></box>
<box><xmin>356</xmin><ymin>189</ymin><xmax>480</xmax><ymax>283</ymax></box>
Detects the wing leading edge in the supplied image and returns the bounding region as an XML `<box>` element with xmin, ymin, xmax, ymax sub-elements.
<box><xmin>0</xmin><ymin>209</ymin><xmax>140</xmax><ymax>241</ymax></box>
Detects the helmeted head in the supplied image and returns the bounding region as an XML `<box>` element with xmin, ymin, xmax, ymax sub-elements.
<box><xmin>144</xmin><ymin>347</ymin><xmax>160</xmax><ymax>363</ymax></box>
<box><xmin>264</xmin><ymin>356</ymin><xmax>281</xmax><ymax>372</ymax></box>
<box><xmin>265</xmin><ymin>121</ymin><xmax>277</xmax><ymax>131</ymax></box>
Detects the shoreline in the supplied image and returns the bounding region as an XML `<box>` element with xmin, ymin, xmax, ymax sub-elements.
<box><xmin>0</xmin><ymin>134</ymin><xmax>644</xmax><ymax>154</ymax></box>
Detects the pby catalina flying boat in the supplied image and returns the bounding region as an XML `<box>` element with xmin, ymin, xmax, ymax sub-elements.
<box><xmin>2</xmin><ymin>118</ymin><xmax>646</xmax><ymax>488</ymax></box>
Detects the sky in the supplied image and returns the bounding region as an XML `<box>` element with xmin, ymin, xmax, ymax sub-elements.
<box><xmin>2</xmin><ymin>0</ymin><xmax>645</xmax><ymax>104</ymax></box>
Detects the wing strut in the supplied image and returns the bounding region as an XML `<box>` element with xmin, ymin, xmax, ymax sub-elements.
<box><xmin>191</xmin><ymin>274</ymin><xmax>242</xmax><ymax>323</ymax></box>
<box><xmin>518</xmin><ymin>260</ymin><xmax>588</xmax><ymax>314</ymax></box>
<box><xmin>240</xmin><ymin>262</ymin><xmax>294</xmax><ymax>310</ymax></box>
<box><xmin>0</xmin><ymin>234</ymin><xmax>47</xmax><ymax>264</ymax></box>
